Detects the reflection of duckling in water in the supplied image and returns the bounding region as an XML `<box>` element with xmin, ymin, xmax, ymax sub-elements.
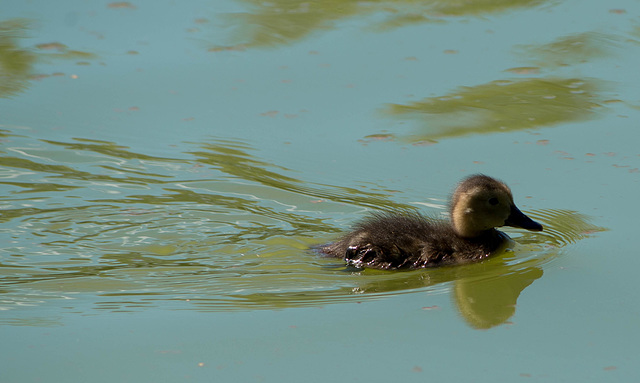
<box><xmin>320</xmin><ymin>174</ymin><xmax>543</xmax><ymax>270</ymax></box>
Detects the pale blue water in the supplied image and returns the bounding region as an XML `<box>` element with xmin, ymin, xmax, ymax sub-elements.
<box><xmin>1</xmin><ymin>0</ymin><xmax>640</xmax><ymax>382</ymax></box>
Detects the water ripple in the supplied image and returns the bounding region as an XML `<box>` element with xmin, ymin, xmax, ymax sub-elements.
<box><xmin>0</xmin><ymin>131</ymin><xmax>605</xmax><ymax>328</ymax></box>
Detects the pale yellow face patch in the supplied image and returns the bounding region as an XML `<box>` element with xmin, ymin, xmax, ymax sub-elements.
<box><xmin>452</xmin><ymin>186</ymin><xmax>514</xmax><ymax>238</ymax></box>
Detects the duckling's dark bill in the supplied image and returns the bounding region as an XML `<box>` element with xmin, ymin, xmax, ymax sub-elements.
<box><xmin>504</xmin><ymin>205</ymin><xmax>543</xmax><ymax>231</ymax></box>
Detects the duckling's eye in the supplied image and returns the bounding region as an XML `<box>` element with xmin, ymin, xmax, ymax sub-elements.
<box><xmin>488</xmin><ymin>197</ymin><xmax>499</xmax><ymax>206</ymax></box>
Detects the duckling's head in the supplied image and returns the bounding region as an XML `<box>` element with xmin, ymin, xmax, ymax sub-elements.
<box><xmin>450</xmin><ymin>175</ymin><xmax>543</xmax><ymax>238</ymax></box>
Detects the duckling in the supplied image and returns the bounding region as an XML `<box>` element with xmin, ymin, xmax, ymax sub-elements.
<box><xmin>320</xmin><ymin>174</ymin><xmax>542</xmax><ymax>270</ymax></box>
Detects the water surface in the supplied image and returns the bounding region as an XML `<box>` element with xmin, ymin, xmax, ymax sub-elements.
<box><xmin>1</xmin><ymin>0</ymin><xmax>640</xmax><ymax>382</ymax></box>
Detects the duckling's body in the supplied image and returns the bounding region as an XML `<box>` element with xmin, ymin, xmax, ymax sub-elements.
<box><xmin>321</xmin><ymin>212</ymin><xmax>510</xmax><ymax>269</ymax></box>
<box><xmin>320</xmin><ymin>175</ymin><xmax>542</xmax><ymax>270</ymax></box>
